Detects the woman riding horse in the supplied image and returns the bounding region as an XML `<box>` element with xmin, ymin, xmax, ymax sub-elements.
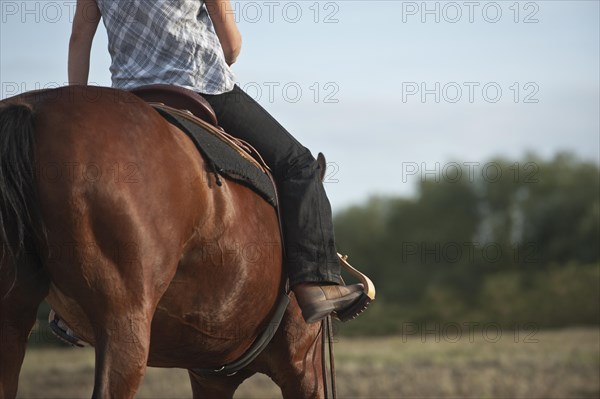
<box><xmin>0</xmin><ymin>1</ymin><xmax>372</xmax><ymax>397</ymax></box>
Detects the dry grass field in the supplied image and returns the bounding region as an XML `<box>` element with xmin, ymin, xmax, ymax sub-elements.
<box><xmin>16</xmin><ymin>327</ymin><xmax>599</xmax><ymax>399</ymax></box>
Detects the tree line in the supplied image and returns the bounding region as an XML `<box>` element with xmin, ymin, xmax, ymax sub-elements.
<box><xmin>333</xmin><ymin>152</ymin><xmax>599</xmax><ymax>335</ymax></box>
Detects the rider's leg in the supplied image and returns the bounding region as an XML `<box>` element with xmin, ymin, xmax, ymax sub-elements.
<box><xmin>203</xmin><ymin>85</ymin><xmax>365</xmax><ymax>323</ymax></box>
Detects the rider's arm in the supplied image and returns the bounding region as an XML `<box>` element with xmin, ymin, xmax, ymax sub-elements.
<box><xmin>68</xmin><ymin>0</ymin><xmax>101</xmax><ymax>85</ymax></box>
<box><xmin>205</xmin><ymin>0</ymin><xmax>242</xmax><ymax>66</ymax></box>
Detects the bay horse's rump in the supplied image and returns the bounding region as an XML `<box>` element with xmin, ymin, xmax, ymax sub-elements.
<box><xmin>8</xmin><ymin>86</ymin><xmax>281</xmax><ymax>362</ymax></box>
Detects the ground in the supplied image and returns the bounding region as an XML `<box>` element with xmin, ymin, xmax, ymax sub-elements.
<box><xmin>17</xmin><ymin>327</ymin><xmax>599</xmax><ymax>398</ymax></box>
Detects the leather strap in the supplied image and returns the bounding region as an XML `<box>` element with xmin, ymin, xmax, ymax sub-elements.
<box><xmin>322</xmin><ymin>315</ymin><xmax>337</xmax><ymax>399</ymax></box>
<box><xmin>191</xmin><ymin>290</ymin><xmax>289</xmax><ymax>376</ymax></box>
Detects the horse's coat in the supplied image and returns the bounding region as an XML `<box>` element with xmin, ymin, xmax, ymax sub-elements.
<box><xmin>0</xmin><ymin>86</ymin><xmax>325</xmax><ymax>398</ymax></box>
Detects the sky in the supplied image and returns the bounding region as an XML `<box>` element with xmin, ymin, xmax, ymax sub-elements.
<box><xmin>1</xmin><ymin>0</ymin><xmax>599</xmax><ymax>210</ymax></box>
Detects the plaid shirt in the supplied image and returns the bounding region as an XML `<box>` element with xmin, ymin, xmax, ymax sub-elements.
<box><xmin>96</xmin><ymin>0</ymin><xmax>236</xmax><ymax>94</ymax></box>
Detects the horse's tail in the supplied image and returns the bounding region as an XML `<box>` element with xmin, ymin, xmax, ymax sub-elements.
<box><xmin>0</xmin><ymin>102</ymin><xmax>40</xmax><ymax>270</ymax></box>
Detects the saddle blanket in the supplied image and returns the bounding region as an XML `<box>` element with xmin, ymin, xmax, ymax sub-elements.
<box><xmin>153</xmin><ymin>106</ymin><xmax>277</xmax><ymax>206</ymax></box>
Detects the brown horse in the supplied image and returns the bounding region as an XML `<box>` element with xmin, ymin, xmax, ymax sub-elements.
<box><xmin>0</xmin><ymin>86</ymin><xmax>327</xmax><ymax>398</ymax></box>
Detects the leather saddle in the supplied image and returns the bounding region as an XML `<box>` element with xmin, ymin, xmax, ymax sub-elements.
<box><xmin>130</xmin><ymin>84</ymin><xmax>219</xmax><ymax>127</ymax></box>
<box><xmin>129</xmin><ymin>84</ymin><xmax>277</xmax><ymax>206</ymax></box>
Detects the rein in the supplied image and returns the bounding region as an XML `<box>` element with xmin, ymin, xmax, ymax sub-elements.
<box><xmin>321</xmin><ymin>315</ymin><xmax>337</xmax><ymax>399</ymax></box>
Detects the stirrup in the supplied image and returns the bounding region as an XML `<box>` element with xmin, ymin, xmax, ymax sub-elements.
<box><xmin>48</xmin><ymin>309</ymin><xmax>86</xmax><ymax>347</ymax></box>
<box><xmin>335</xmin><ymin>253</ymin><xmax>376</xmax><ymax>321</ymax></box>
<box><xmin>337</xmin><ymin>253</ymin><xmax>376</xmax><ymax>300</ymax></box>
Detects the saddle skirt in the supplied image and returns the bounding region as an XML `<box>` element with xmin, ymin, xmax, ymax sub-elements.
<box><xmin>131</xmin><ymin>85</ymin><xmax>277</xmax><ymax>206</ymax></box>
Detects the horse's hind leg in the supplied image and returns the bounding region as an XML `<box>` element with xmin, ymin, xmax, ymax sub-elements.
<box><xmin>91</xmin><ymin>308</ymin><xmax>154</xmax><ymax>398</ymax></box>
<box><xmin>48</xmin><ymin>235</ymin><xmax>176</xmax><ymax>398</ymax></box>
<box><xmin>74</xmin><ymin>253</ymin><xmax>172</xmax><ymax>399</ymax></box>
<box><xmin>187</xmin><ymin>370</ymin><xmax>254</xmax><ymax>399</ymax></box>
<box><xmin>0</xmin><ymin>255</ymin><xmax>48</xmax><ymax>399</ymax></box>
<box><xmin>69</xmin><ymin>236</ymin><xmax>179</xmax><ymax>398</ymax></box>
